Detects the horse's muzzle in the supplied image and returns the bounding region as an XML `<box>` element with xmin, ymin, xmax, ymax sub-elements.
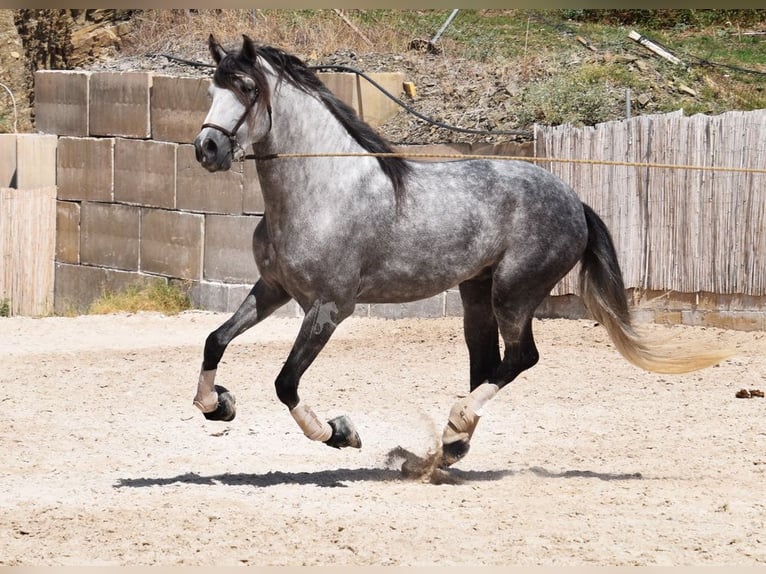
<box><xmin>193</xmin><ymin>130</ymin><xmax>232</xmax><ymax>172</ymax></box>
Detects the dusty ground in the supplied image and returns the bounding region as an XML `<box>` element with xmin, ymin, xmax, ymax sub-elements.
<box><xmin>1</xmin><ymin>311</ymin><xmax>765</xmax><ymax>566</ymax></box>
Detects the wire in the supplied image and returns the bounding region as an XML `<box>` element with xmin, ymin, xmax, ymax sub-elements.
<box><xmin>311</xmin><ymin>63</ymin><xmax>531</xmax><ymax>137</ymax></box>
<box><xmin>0</xmin><ymin>81</ymin><xmax>18</xmax><ymax>133</ymax></box>
<box><xmin>145</xmin><ymin>53</ymin><xmax>532</xmax><ymax>138</ymax></box>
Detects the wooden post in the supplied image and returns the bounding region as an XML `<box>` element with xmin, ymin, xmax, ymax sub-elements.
<box><xmin>629</xmin><ymin>30</ymin><xmax>683</xmax><ymax>65</ymax></box>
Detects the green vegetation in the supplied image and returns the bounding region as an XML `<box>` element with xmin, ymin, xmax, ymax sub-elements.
<box><xmin>126</xmin><ymin>9</ymin><xmax>766</xmax><ymax>128</ymax></box>
<box><xmin>87</xmin><ymin>281</ymin><xmax>192</xmax><ymax>316</ymax></box>
<box><xmin>0</xmin><ymin>298</ymin><xmax>9</xmax><ymax>317</ymax></box>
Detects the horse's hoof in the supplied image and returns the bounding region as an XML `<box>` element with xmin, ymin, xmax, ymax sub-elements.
<box><xmin>203</xmin><ymin>385</ymin><xmax>236</xmax><ymax>422</ymax></box>
<box><xmin>325</xmin><ymin>415</ymin><xmax>362</xmax><ymax>449</ymax></box>
<box><xmin>440</xmin><ymin>439</ymin><xmax>470</xmax><ymax>468</ymax></box>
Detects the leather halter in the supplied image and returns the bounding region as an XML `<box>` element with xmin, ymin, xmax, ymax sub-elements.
<box><xmin>200</xmin><ymin>87</ymin><xmax>272</xmax><ymax>159</ymax></box>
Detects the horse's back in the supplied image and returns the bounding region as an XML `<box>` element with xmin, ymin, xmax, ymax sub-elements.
<box><xmin>353</xmin><ymin>158</ymin><xmax>588</xmax><ymax>303</ymax></box>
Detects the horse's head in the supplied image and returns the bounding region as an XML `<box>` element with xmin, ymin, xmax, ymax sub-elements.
<box><xmin>194</xmin><ymin>34</ymin><xmax>272</xmax><ymax>172</ymax></box>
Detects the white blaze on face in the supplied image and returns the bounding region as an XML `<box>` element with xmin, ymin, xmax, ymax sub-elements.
<box><xmin>202</xmin><ymin>83</ymin><xmax>249</xmax><ymax>145</ymax></box>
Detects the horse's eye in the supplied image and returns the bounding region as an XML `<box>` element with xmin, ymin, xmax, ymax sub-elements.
<box><xmin>240</xmin><ymin>77</ymin><xmax>257</xmax><ymax>97</ymax></box>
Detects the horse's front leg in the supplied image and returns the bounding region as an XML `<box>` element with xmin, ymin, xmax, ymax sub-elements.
<box><xmin>194</xmin><ymin>279</ymin><xmax>290</xmax><ymax>421</ymax></box>
<box><xmin>276</xmin><ymin>298</ymin><xmax>361</xmax><ymax>449</ymax></box>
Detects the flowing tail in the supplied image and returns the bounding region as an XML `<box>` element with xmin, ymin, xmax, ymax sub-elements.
<box><xmin>578</xmin><ymin>203</ymin><xmax>734</xmax><ymax>374</ymax></box>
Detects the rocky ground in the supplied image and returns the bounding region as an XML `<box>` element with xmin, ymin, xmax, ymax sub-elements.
<box><xmin>74</xmin><ymin>42</ymin><xmax>533</xmax><ymax>146</ymax></box>
<box><xmin>0</xmin><ymin>9</ymin><xmax>550</xmax><ymax>144</ymax></box>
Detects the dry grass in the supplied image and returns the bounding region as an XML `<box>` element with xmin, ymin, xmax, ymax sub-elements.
<box><xmin>87</xmin><ymin>281</ymin><xmax>192</xmax><ymax>316</ymax></box>
<box><xmin>123</xmin><ymin>9</ymin><xmax>416</xmax><ymax>60</ymax></box>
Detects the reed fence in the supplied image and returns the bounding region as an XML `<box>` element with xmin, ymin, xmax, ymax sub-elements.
<box><xmin>0</xmin><ymin>186</ymin><xmax>57</xmax><ymax>316</ymax></box>
<box><xmin>535</xmin><ymin>110</ymin><xmax>766</xmax><ymax>299</ymax></box>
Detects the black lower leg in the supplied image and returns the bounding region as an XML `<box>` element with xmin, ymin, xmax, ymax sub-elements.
<box><xmin>489</xmin><ymin>319</ymin><xmax>539</xmax><ymax>388</ymax></box>
<box><xmin>197</xmin><ymin>280</ymin><xmax>289</xmax><ymax>422</ymax></box>
<box><xmin>441</xmin><ymin>318</ymin><xmax>539</xmax><ymax>467</ymax></box>
<box><xmin>275</xmin><ymin>299</ymin><xmax>361</xmax><ymax>449</ymax></box>
<box><xmin>459</xmin><ymin>276</ymin><xmax>502</xmax><ymax>390</ymax></box>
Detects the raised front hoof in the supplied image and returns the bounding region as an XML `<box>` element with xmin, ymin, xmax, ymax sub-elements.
<box><xmin>202</xmin><ymin>385</ymin><xmax>237</xmax><ymax>422</ymax></box>
<box><xmin>440</xmin><ymin>439</ymin><xmax>470</xmax><ymax>468</ymax></box>
<box><xmin>325</xmin><ymin>415</ymin><xmax>362</xmax><ymax>449</ymax></box>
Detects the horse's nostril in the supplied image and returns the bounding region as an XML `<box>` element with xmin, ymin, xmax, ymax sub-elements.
<box><xmin>204</xmin><ymin>139</ymin><xmax>218</xmax><ymax>155</ymax></box>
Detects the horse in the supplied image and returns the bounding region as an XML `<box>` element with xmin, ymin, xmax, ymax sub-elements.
<box><xmin>191</xmin><ymin>34</ymin><xmax>732</xmax><ymax>468</ymax></box>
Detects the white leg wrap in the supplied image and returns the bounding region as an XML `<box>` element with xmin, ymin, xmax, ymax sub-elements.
<box><xmin>442</xmin><ymin>382</ymin><xmax>499</xmax><ymax>445</ymax></box>
<box><xmin>471</xmin><ymin>382</ymin><xmax>500</xmax><ymax>416</ymax></box>
<box><xmin>290</xmin><ymin>402</ymin><xmax>333</xmax><ymax>442</ymax></box>
<box><xmin>193</xmin><ymin>367</ymin><xmax>219</xmax><ymax>413</ymax></box>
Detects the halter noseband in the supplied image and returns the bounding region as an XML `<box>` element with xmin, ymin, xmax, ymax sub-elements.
<box><xmin>200</xmin><ymin>87</ymin><xmax>272</xmax><ymax>160</ymax></box>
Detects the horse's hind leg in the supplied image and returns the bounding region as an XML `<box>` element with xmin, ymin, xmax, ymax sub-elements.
<box><xmin>439</xmin><ymin>276</ymin><xmax>502</xmax><ymax>466</ymax></box>
<box><xmin>194</xmin><ymin>279</ymin><xmax>290</xmax><ymax>421</ymax></box>
<box><xmin>459</xmin><ymin>275</ymin><xmax>501</xmax><ymax>390</ymax></box>
<box><xmin>441</xmin><ymin>273</ymin><xmax>545</xmax><ymax>467</ymax></box>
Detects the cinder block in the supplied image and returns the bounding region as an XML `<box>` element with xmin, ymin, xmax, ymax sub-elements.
<box><xmin>89</xmin><ymin>72</ymin><xmax>152</xmax><ymax>138</ymax></box>
<box><xmin>189</xmin><ymin>281</ymin><xmax>303</xmax><ymax>315</ymax></box>
<box><xmin>358</xmin><ymin>72</ymin><xmax>404</xmax><ymax>127</ymax></box>
<box><xmin>534</xmin><ymin>294</ymin><xmax>588</xmax><ymax>320</ymax></box>
<box><xmin>151</xmin><ymin>75</ymin><xmax>211</xmax><ymax>144</ymax></box>
<box><xmin>176</xmin><ymin>144</ymin><xmax>243</xmax><ymax>214</ymax></box>
<box><xmin>56</xmin><ymin>200</ymin><xmax>80</xmax><ymax>264</ymax></box>
<box><xmin>114</xmin><ymin>139</ymin><xmax>176</xmax><ymax>208</ymax></box>
<box><xmin>316</xmin><ymin>72</ymin><xmax>359</xmax><ymax>114</ymax></box>
<box><xmin>0</xmin><ymin>134</ymin><xmax>16</xmax><ymax>187</ymax></box>
<box><xmin>444</xmin><ymin>289</ymin><xmax>463</xmax><ymax>316</ymax></box>
<box><xmin>57</xmin><ymin>137</ymin><xmax>114</xmax><ymax>201</ymax></box>
<box><xmin>16</xmin><ymin>134</ymin><xmax>57</xmax><ymax>189</ymax></box>
<box><xmin>491</xmin><ymin>140</ymin><xmax>534</xmax><ymax>159</ymax></box>
<box><xmin>54</xmin><ymin>263</ymin><xmax>159</xmax><ymax>315</ymax></box>
<box><xmin>630</xmin><ymin>308</ymin><xmax>657</xmax><ymax>325</ymax></box>
<box><xmin>203</xmin><ymin>214</ymin><xmax>261</xmax><ymax>283</ymax></box>
<box><xmin>34</xmin><ymin>70</ymin><xmax>90</xmax><ymax>136</ymax></box>
<box><xmin>243</xmin><ymin>159</ymin><xmax>265</xmax><ymax>214</ymax></box>
<box><xmin>80</xmin><ymin>202</ymin><xmax>140</xmax><ymax>271</ymax></box>
<box><xmin>653</xmin><ymin>310</ymin><xmax>683</xmax><ymax>325</ymax></box>
<box><xmin>370</xmin><ymin>294</ymin><xmax>445</xmax><ymax>319</ymax></box>
<box><xmin>140</xmin><ymin>208</ymin><xmax>203</xmax><ymax>279</ymax></box>
<box><xmin>189</xmin><ymin>281</ymin><xmax>249</xmax><ymax>313</ymax></box>
<box><xmin>394</xmin><ymin>143</ymin><xmax>471</xmax><ymax>162</ymax></box>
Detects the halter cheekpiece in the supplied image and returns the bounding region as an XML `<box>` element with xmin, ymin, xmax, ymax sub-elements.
<box><xmin>200</xmin><ymin>85</ymin><xmax>272</xmax><ymax>160</ymax></box>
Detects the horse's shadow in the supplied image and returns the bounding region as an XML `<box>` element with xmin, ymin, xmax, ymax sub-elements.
<box><xmin>113</xmin><ymin>467</ymin><xmax>515</xmax><ymax>489</ymax></box>
<box><xmin>114</xmin><ymin>448</ymin><xmax>645</xmax><ymax>489</ymax></box>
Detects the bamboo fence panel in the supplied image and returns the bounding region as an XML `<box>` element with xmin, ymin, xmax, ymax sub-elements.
<box><xmin>0</xmin><ymin>187</ymin><xmax>57</xmax><ymax>316</ymax></box>
<box><xmin>535</xmin><ymin>109</ymin><xmax>766</xmax><ymax>298</ymax></box>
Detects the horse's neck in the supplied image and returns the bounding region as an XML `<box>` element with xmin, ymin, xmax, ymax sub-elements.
<box><xmin>253</xmin><ymin>81</ymin><xmax>378</xmax><ymax>217</ymax></box>
<box><xmin>257</xmin><ymin>82</ymin><xmax>359</xmax><ymax>157</ymax></box>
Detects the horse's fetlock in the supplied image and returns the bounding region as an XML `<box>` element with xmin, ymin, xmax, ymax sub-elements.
<box><xmin>193</xmin><ymin>390</ymin><xmax>219</xmax><ymax>413</ymax></box>
<box><xmin>290</xmin><ymin>402</ymin><xmax>333</xmax><ymax>442</ymax></box>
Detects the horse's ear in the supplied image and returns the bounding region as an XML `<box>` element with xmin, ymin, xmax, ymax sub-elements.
<box><xmin>241</xmin><ymin>34</ymin><xmax>257</xmax><ymax>62</ymax></box>
<box><xmin>208</xmin><ymin>34</ymin><xmax>227</xmax><ymax>65</ymax></box>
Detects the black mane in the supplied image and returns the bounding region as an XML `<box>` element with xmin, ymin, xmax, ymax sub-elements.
<box><xmin>220</xmin><ymin>39</ymin><xmax>410</xmax><ymax>205</ymax></box>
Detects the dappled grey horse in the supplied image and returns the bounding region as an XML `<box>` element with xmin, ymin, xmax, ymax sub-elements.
<box><xmin>192</xmin><ymin>35</ymin><xmax>731</xmax><ymax>467</ymax></box>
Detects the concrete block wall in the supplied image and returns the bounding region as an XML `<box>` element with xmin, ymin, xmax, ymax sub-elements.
<box><xmin>35</xmin><ymin>69</ymin><xmax>274</xmax><ymax>314</ymax></box>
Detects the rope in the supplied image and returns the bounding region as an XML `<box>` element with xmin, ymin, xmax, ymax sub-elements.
<box><xmin>147</xmin><ymin>54</ymin><xmax>766</xmax><ymax>176</ymax></box>
<box><xmin>246</xmin><ymin>151</ymin><xmax>766</xmax><ymax>175</ymax></box>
